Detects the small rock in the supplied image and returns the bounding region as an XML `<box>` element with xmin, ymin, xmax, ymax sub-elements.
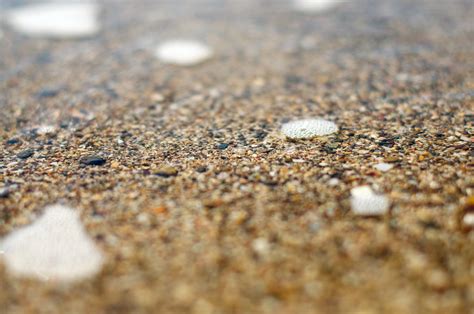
<box><xmin>0</xmin><ymin>187</ymin><xmax>11</xmax><ymax>198</ymax></box>
<box><xmin>17</xmin><ymin>148</ymin><xmax>34</xmax><ymax>159</ymax></box>
<box><xmin>350</xmin><ymin>186</ymin><xmax>390</xmax><ymax>216</ymax></box>
<box><xmin>217</xmin><ymin>143</ymin><xmax>229</xmax><ymax>150</ymax></box>
<box><xmin>281</xmin><ymin>118</ymin><xmax>338</xmax><ymax>139</ymax></box>
<box><xmin>36</xmin><ymin>88</ymin><xmax>59</xmax><ymax>99</ymax></box>
<box><xmin>155</xmin><ymin>40</ymin><xmax>213</xmax><ymax>66</ymax></box>
<box><xmin>6</xmin><ymin>2</ymin><xmax>101</xmax><ymax>38</ymax></box>
<box><xmin>155</xmin><ymin>165</ymin><xmax>178</xmax><ymax>178</ymax></box>
<box><xmin>374</xmin><ymin>163</ymin><xmax>393</xmax><ymax>172</ymax></box>
<box><xmin>196</xmin><ymin>166</ymin><xmax>208</xmax><ymax>173</ymax></box>
<box><xmin>293</xmin><ymin>0</ymin><xmax>341</xmax><ymax>13</ymax></box>
<box><xmin>80</xmin><ymin>155</ymin><xmax>106</xmax><ymax>166</ymax></box>
<box><xmin>6</xmin><ymin>138</ymin><xmax>21</xmax><ymax>145</ymax></box>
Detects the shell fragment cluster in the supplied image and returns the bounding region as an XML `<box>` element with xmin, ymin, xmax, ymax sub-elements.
<box><xmin>0</xmin><ymin>205</ymin><xmax>104</xmax><ymax>282</ymax></box>
<box><xmin>281</xmin><ymin>118</ymin><xmax>338</xmax><ymax>139</ymax></box>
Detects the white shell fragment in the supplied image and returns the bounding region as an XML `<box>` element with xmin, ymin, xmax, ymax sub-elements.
<box><xmin>155</xmin><ymin>40</ymin><xmax>213</xmax><ymax>66</ymax></box>
<box><xmin>374</xmin><ymin>163</ymin><xmax>393</xmax><ymax>172</ymax></box>
<box><xmin>281</xmin><ymin>118</ymin><xmax>338</xmax><ymax>139</ymax></box>
<box><xmin>0</xmin><ymin>204</ymin><xmax>104</xmax><ymax>282</ymax></box>
<box><xmin>293</xmin><ymin>0</ymin><xmax>342</xmax><ymax>13</ymax></box>
<box><xmin>6</xmin><ymin>2</ymin><xmax>100</xmax><ymax>38</ymax></box>
<box><xmin>350</xmin><ymin>186</ymin><xmax>390</xmax><ymax>216</ymax></box>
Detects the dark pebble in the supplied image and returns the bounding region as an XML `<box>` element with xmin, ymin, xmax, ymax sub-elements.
<box><xmin>17</xmin><ymin>148</ymin><xmax>34</xmax><ymax>159</ymax></box>
<box><xmin>80</xmin><ymin>155</ymin><xmax>106</xmax><ymax>166</ymax></box>
<box><xmin>36</xmin><ymin>88</ymin><xmax>60</xmax><ymax>99</ymax></box>
<box><xmin>196</xmin><ymin>166</ymin><xmax>208</xmax><ymax>173</ymax></box>
<box><xmin>0</xmin><ymin>187</ymin><xmax>10</xmax><ymax>198</ymax></box>
<box><xmin>6</xmin><ymin>138</ymin><xmax>21</xmax><ymax>145</ymax></box>
<box><xmin>217</xmin><ymin>143</ymin><xmax>229</xmax><ymax>150</ymax></box>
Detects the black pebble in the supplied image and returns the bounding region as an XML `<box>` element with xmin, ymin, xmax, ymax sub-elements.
<box><xmin>0</xmin><ymin>187</ymin><xmax>10</xmax><ymax>198</ymax></box>
<box><xmin>196</xmin><ymin>166</ymin><xmax>208</xmax><ymax>173</ymax></box>
<box><xmin>6</xmin><ymin>138</ymin><xmax>21</xmax><ymax>145</ymax></box>
<box><xmin>36</xmin><ymin>88</ymin><xmax>59</xmax><ymax>99</ymax></box>
<box><xmin>17</xmin><ymin>148</ymin><xmax>34</xmax><ymax>159</ymax></box>
<box><xmin>217</xmin><ymin>143</ymin><xmax>229</xmax><ymax>150</ymax></box>
<box><xmin>80</xmin><ymin>155</ymin><xmax>106</xmax><ymax>166</ymax></box>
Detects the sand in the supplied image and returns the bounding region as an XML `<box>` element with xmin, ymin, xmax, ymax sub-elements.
<box><xmin>0</xmin><ymin>0</ymin><xmax>473</xmax><ymax>313</ymax></box>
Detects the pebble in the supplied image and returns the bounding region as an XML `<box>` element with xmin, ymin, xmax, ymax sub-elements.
<box><xmin>293</xmin><ymin>0</ymin><xmax>341</xmax><ymax>13</ymax></box>
<box><xmin>462</xmin><ymin>213</ymin><xmax>474</xmax><ymax>228</ymax></box>
<box><xmin>155</xmin><ymin>165</ymin><xmax>178</xmax><ymax>178</ymax></box>
<box><xmin>350</xmin><ymin>186</ymin><xmax>390</xmax><ymax>216</ymax></box>
<box><xmin>17</xmin><ymin>148</ymin><xmax>34</xmax><ymax>159</ymax></box>
<box><xmin>0</xmin><ymin>187</ymin><xmax>10</xmax><ymax>198</ymax></box>
<box><xmin>217</xmin><ymin>143</ymin><xmax>229</xmax><ymax>150</ymax></box>
<box><xmin>281</xmin><ymin>118</ymin><xmax>338</xmax><ymax>139</ymax></box>
<box><xmin>6</xmin><ymin>2</ymin><xmax>100</xmax><ymax>38</ymax></box>
<box><xmin>374</xmin><ymin>163</ymin><xmax>394</xmax><ymax>172</ymax></box>
<box><xmin>0</xmin><ymin>204</ymin><xmax>104</xmax><ymax>282</ymax></box>
<box><xmin>155</xmin><ymin>40</ymin><xmax>213</xmax><ymax>66</ymax></box>
<box><xmin>80</xmin><ymin>155</ymin><xmax>106</xmax><ymax>166</ymax></box>
<box><xmin>196</xmin><ymin>166</ymin><xmax>208</xmax><ymax>173</ymax></box>
<box><xmin>36</xmin><ymin>125</ymin><xmax>56</xmax><ymax>135</ymax></box>
<box><xmin>6</xmin><ymin>138</ymin><xmax>21</xmax><ymax>145</ymax></box>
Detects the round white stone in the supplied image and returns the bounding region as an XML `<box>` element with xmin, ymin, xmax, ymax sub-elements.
<box><xmin>155</xmin><ymin>40</ymin><xmax>213</xmax><ymax>66</ymax></box>
<box><xmin>374</xmin><ymin>163</ymin><xmax>393</xmax><ymax>172</ymax></box>
<box><xmin>350</xmin><ymin>186</ymin><xmax>389</xmax><ymax>216</ymax></box>
<box><xmin>6</xmin><ymin>2</ymin><xmax>100</xmax><ymax>38</ymax></box>
<box><xmin>293</xmin><ymin>0</ymin><xmax>342</xmax><ymax>13</ymax></box>
<box><xmin>0</xmin><ymin>204</ymin><xmax>104</xmax><ymax>282</ymax></box>
<box><xmin>281</xmin><ymin>118</ymin><xmax>338</xmax><ymax>139</ymax></box>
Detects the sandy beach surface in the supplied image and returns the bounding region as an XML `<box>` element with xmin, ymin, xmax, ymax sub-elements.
<box><xmin>0</xmin><ymin>0</ymin><xmax>473</xmax><ymax>313</ymax></box>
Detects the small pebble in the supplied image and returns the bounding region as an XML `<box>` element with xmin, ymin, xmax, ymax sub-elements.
<box><xmin>155</xmin><ymin>165</ymin><xmax>178</xmax><ymax>178</ymax></box>
<box><xmin>0</xmin><ymin>204</ymin><xmax>104</xmax><ymax>282</ymax></box>
<box><xmin>6</xmin><ymin>2</ymin><xmax>100</xmax><ymax>38</ymax></box>
<box><xmin>217</xmin><ymin>143</ymin><xmax>229</xmax><ymax>150</ymax></box>
<box><xmin>80</xmin><ymin>155</ymin><xmax>106</xmax><ymax>166</ymax></box>
<box><xmin>350</xmin><ymin>186</ymin><xmax>390</xmax><ymax>216</ymax></box>
<box><xmin>0</xmin><ymin>187</ymin><xmax>10</xmax><ymax>198</ymax></box>
<box><xmin>281</xmin><ymin>118</ymin><xmax>338</xmax><ymax>139</ymax></box>
<box><xmin>36</xmin><ymin>125</ymin><xmax>56</xmax><ymax>135</ymax></box>
<box><xmin>196</xmin><ymin>166</ymin><xmax>208</xmax><ymax>173</ymax></box>
<box><xmin>17</xmin><ymin>148</ymin><xmax>34</xmax><ymax>159</ymax></box>
<box><xmin>6</xmin><ymin>138</ymin><xmax>21</xmax><ymax>145</ymax></box>
<box><xmin>463</xmin><ymin>213</ymin><xmax>474</xmax><ymax>228</ymax></box>
<box><xmin>374</xmin><ymin>163</ymin><xmax>393</xmax><ymax>172</ymax></box>
<box><xmin>155</xmin><ymin>40</ymin><xmax>213</xmax><ymax>66</ymax></box>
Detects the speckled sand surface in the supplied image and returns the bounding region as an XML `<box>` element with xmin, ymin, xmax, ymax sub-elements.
<box><xmin>0</xmin><ymin>0</ymin><xmax>473</xmax><ymax>313</ymax></box>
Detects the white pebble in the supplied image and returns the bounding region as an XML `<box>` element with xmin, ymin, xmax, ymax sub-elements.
<box><xmin>155</xmin><ymin>40</ymin><xmax>213</xmax><ymax>66</ymax></box>
<box><xmin>293</xmin><ymin>0</ymin><xmax>342</xmax><ymax>13</ymax></box>
<box><xmin>350</xmin><ymin>186</ymin><xmax>389</xmax><ymax>216</ymax></box>
<box><xmin>6</xmin><ymin>2</ymin><xmax>100</xmax><ymax>38</ymax></box>
<box><xmin>36</xmin><ymin>125</ymin><xmax>56</xmax><ymax>135</ymax></box>
<box><xmin>374</xmin><ymin>163</ymin><xmax>393</xmax><ymax>172</ymax></box>
<box><xmin>252</xmin><ymin>238</ymin><xmax>270</xmax><ymax>255</ymax></box>
<box><xmin>281</xmin><ymin>118</ymin><xmax>338</xmax><ymax>139</ymax></box>
<box><xmin>463</xmin><ymin>213</ymin><xmax>474</xmax><ymax>227</ymax></box>
<box><xmin>0</xmin><ymin>204</ymin><xmax>104</xmax><ymax>282</ymax></box>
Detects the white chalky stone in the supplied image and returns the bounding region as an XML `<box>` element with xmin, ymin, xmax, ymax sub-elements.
<box><xmin>6</xmin><ymin>2</ymin><xmax>100</xmax><ymax>38</ymax></box>
<box><xmin>281</xmin><ymin>119</ymin><xmax>338</xmax><ymax>139</ymax></box>
<box><xmin>155</xmin><ymin>40</ymin><xmax>213</xmax><ymax>66</ymax></box>
<box><xmin>374</xmin><ymin>163</ymin><xmax>393</xmax><ymax>172</ymax></box>
<box><xmin>293</xmin><ymin>0</ymin><xmax>342</xmax><ymax>13</ymax></box>
<box><xmin>0</xmin><ymin>204</ymin><xmax>104</xmax><ymax>282</ymax></box>
<box><xmin>350</xmin><ymin>186</ymin><xmax>389</xmax><ymax>216</ymax></box>
<box><xmin>463</xmin><ymin>213</ymin><xmax>474</xmax><ymax>227</ymax></box>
